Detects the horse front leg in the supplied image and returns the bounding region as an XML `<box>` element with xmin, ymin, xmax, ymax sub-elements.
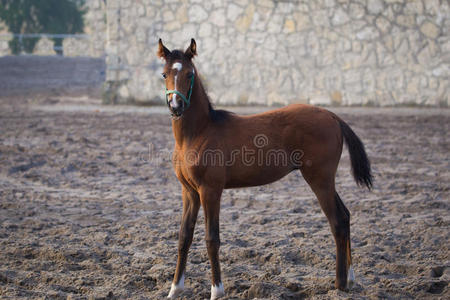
<box><xmin>199</xmin><ymin>186</ymin><xmax>224</xmax><ymax>300</ymax></box>
<box><xmin>168</xmin><ymin>186</ymin><xmax>200</xmax><ymax>299</ymax></box>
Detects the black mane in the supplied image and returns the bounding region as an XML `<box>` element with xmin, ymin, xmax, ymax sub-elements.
<box><xmin>208</xmin><ymin>102</ymin><xmax>233</xmax><ymax>123</ymax></box>
<box><xmin>197</xmin><ymin>72</ymin><xmax>233</xmax><ymax>123</ymax></box>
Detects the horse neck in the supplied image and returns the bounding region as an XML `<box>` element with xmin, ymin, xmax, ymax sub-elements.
<box><xmin>171</xmin><ymin>73</ymin><xmax>211</xmax><ymax>146</ymax></box>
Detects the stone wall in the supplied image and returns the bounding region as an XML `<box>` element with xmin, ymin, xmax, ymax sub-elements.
<box><xmin>105</xmin><ymin>0</ymin><xmax>449</xmax><ymax>106</ymax></box>
<box><xmin>81</xmin><ymin>0</ymin><xmax>106</xmax><ymax>57</ymax></box>
<box><xmin>0</xmin><ymin>0</ymin><xmax>105</xmax><ymax>57</ymax></box>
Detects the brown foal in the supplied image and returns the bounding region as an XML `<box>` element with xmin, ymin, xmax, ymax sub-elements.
<box><xmin>158</xmin><ymin>39</ymin><xmax>372</xmax><ymax>300</ymax></box>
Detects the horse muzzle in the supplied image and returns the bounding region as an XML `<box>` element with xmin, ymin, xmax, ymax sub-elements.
<box><xmin>168</xmin><ymin>97</ymin><xmax>185</xmax><ymax>117</ymax></box>
<box><xmin>165</xmin><ymin>75</ymin><xmax>194</xmax><ymax>118</ymax></box>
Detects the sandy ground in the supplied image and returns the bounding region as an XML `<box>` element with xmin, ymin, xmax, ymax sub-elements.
<box><xmin>0</xmin><ymin>94</ymin><xmax>448</xmax><ymax>300</ymax></box>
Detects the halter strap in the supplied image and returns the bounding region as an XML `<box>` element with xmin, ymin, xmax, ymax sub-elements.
<box><xmin>165</xmin><ymin>74</ymin><xmax>194</xmax><ymax>108</ymax></box>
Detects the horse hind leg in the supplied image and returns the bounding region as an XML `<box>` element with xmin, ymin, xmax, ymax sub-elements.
<box><xmin>318</xmin><ymin>189</ymin><xmax>352</xmax><ymax>290</ymax></box>
<box><xmin>301</xmin><ymin>168</ymin><xmax>353</xmax><ymax>290</ymax></box>
<box><xmin>335</xmin><ymin>192</ymin><xmax>354</xmax><ymax>288</ymax></box>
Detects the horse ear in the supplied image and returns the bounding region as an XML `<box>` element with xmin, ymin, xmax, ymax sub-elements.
<box><xmin>157</xmin><ymin>38</ymin><xmax>171</xmax><ymax>60</ymax></box>
<box><xmin>185</xmin><ymin>38</ymin><xmax>197</xmax><ymax>59</ymax></box>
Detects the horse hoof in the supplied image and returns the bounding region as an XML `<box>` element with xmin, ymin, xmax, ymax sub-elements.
<box><xmin>346</xmin><ymin>265</ymin><xmax>355</xmax><ymax>289</ymax></box>
<box><xmin>167</xmin><ymin>282</ymin><xmax>184</xmax><ymax>299</ymax></box>
<box><xmin>211</xmin><ymin>282</ymin><xmax>224</xmax><ymax>300</ymax></box>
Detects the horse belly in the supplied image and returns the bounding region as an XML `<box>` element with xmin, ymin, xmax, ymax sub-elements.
<box><xmin>224</xmin><ymin>165</ymin><xmax>293</xmax><ymax>189</ymax></box>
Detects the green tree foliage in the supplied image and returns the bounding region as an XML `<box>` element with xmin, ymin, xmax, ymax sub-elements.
<box><xmin>0</xmin><ymin>0</ymin><xmax>86</xmax><ymax>54</ymax></box>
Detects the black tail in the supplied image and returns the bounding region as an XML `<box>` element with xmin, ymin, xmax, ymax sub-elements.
<box><xmin>338</xmin><ymin>119</ymin><xmax>373</xmax><ymax>189</ymax></box>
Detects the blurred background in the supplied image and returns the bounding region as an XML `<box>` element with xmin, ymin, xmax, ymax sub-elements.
<box><xmin>0</xmin><ymin>0</ymin><xmax>448</xmax><ymax>106</ymax></box>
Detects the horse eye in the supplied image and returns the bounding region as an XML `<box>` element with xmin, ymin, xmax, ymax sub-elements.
<box><xmin>188</xmin><ymin>72</ymin><xmax>194</xmax><ymax>78</ymax></box>
<box><xmin>161</xmin><ymin>73</ymin><xmax>167</xmax><ymax>79</ymax></box>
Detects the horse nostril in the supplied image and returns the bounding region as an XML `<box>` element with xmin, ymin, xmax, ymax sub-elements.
<box><xmin>170</xmin><ymin>98</ymin><xmax>183</xmax><ymax>111</ymax></box>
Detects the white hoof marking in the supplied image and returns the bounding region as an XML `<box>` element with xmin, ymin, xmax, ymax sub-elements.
<box><xmin>167</xmin><ymin>274</ymin><xmax>184</xmax><ymax>299</ymax></box>
<box><xmin>211</xmin><ymin>282</ymin><xmax>224</xmax><ymax>300</ymax></box>
<box><xmin>347</xmin><ymin>265</ymin><xmax>355</xmax><ymax>289</ymax></box>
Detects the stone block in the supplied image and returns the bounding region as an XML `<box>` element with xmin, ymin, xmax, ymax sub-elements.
<box><xmin>305</xmin><ymin>32</ymin><xmax>321</xmax><ymax>56</ymax></box>
<box><xmin>432</xmin><ymin>65</ymin><xmax>449</xmax><ymax>78</ymax></box>
<box><xmin>324</xmin><ymin>69</ymin><xmax>343</xmax><ymax>90</ymax></box>
<box><xmin>404</xmin><ymin>1</ymin><xmax>423</xmax><ymax>14</ymax></box>
<box><xmin>375</xmin><ymin>16</ymin><xmax>391</xmax><ymax>33</ymax></box>
<box><xmin>198</xmin><ymin>23</ymin><xmax>213</xmax><ymax>38</ymax></box>
<box><xmin>344</xmin><ymin>69</ymin><xmax>361</xmax><ymax>89</ymax></box>
<box><xmin>258</xmin><ymin>0</ymin><xmax>273</xmax><ymax>9</ymax></box>
<box><xmin>267</xmin><ymin>13</ymin><xmax>284</xmax><ymax>34</ymax></box>
<box><xmin>176</xmin><ymin>5</ymin><xmax>189</xmax><ymax>24</ymax></box>
<box><xmin>332</xmin><ymin>8</ymin><xmax>349</xmax><ymax>26</ymax></box>
<box><xmin>417</xmin><ymin>42</ymin><xmax>440</xmax><ymax>67</ymax></box>
<box><xmin>312</xmin><ymin>10</ymin><xmax>329</xmax><ymax>27</ymax></box>
<box><xmin>284</xmin><ymin>19</ymin><xmax>296</xmax><ymax>33</ymax></box>
<box><xmin>188</xmin><ymin>5</ymin><xmax>208</xmax><ymax>22</ymax></box>
<box><xmin>235</xmin><ymin>4</ymin><xmax>255</xmax><ymax>33</ymax></box>
<box><xmin>439</xmin><ymin>36</ymin><xmax>450</xmax><ymax>53</ymax></box>
<box><xmin>310</xmin><ymin>94</ymin><xmax>331</xmax><ymax>105</ymax></box>
<box><xmin>227</xmin><ymin>3</ymin><xmax>243</xmax><ymax>21</ymax></box>
<box><xmin>385</xmin><ymin>68</ymin><xmax>404</xmax><ymax>91</ymax></box>
<box><xmin>285</xmin><ymin>33</ymin><xmax>306</xmax><ymax>48</ymax></box>
<box><xmin>349</xmin><ymin>3</ymin><xmax>365</xmax><ymax>19</ymax></box>
<box><xmin>294</xmin><ymin>12</ymin><xmax>312</xmax><ymax>31</ymax></box>
<box><xmin>180</xmin><ymin>23</ymin><xmax>197</xmax><ymax>40</ymax></box>
<box><xmin>210</xmin><ymin>9</ymin><xmax>227</xmax><ymax>27</ymax></box>
<box><xmin>356</xmin><ymin>26</ymin><xmax>379</xmax><ymax>40</ymax></box>
<box><xmin>362</xmin><ymin>68</ymin><xmax>376</xmax><ymax>92</ymax></box>
<box><xmin>367</xmin><ymin>0</ymin><xmax>384</xmax><ymax>15</ymax></box>
<box><xmin>330</xmin><ymin>91</ymin><xmax>342</xmax><ymax>105</ymax></box>
<box><xmin>424</xmin><ymin>0</ymin><xmax>440</xmax><ymax>15</ymax></box>
<box><xmin>420</xmin><ymin>21</ymin><xmax>440</xmax><ymax>39</ymax></box>
<box><xmin>397</xmin><ymin>15</ymin><xmax>416</xmax><ymax>28</ymax></box>
<box><xmin>316</xmin><ymin>44</ymin><xmax>335</xmax><ymax>66</ymax></box>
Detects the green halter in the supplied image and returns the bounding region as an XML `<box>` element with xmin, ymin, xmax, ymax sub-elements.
<box><xmin>165</xmin><ymin>74</ymin><xmax>194</xmax><ymax>109</ymax></box>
